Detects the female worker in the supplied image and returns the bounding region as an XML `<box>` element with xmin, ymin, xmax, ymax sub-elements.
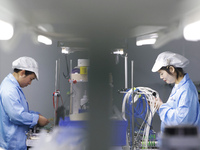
<box><xmin>0</xmin><ymin>56</ymin><xmax>49</xmax><ymax>150</ymax></box>
<box><xmin>152</xmin><ymin>51</ymin><xmax>200</xmax><ymax>132</ymax></box>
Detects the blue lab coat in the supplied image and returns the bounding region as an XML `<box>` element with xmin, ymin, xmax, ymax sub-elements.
<box><xmin>159</xmin><ymin>73</ymin><xmax>200</xmax><ymax>132</ymax></box>
<box><xmin>0</xmin><ymin>73</ymin><xmax>39</xmax><ymax>150</ymax></box>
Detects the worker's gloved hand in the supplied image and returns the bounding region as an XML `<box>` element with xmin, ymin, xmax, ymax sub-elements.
<box><xmin>38</xmin><ymin>115</ymin><xmax>49</xmax><ymax>126</ymax></box>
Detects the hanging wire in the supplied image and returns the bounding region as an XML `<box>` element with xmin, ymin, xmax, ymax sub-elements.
<box><xmin>63</xmin><ymin>54</ymin><xmax>70</xmax><ymax>79</ymax></box>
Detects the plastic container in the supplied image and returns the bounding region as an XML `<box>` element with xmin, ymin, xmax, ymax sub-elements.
<box><xmin>80</xmin><ymin>66</ymin><xmax>87</xmax><ymax>74</ymax></box>
<box><xmin>111</xmin><ymin>120</ymin><xmax>128</xmax><ymax>146</ymax></box>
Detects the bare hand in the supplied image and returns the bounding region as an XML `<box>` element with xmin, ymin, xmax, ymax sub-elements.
<box><xmin>37</xmin><ymin>115</ymin><xmax>49</xmax><ymax>126</ymax></box>
<box><xmin>156</xmin><ymin>97</ymin><xmax>163</xmax><ymax>109</ymax></box>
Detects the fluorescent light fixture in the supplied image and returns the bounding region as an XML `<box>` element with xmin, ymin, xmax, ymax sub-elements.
<box><xmin>183</xmin><ymin>20</ymin><xmax>200</xmax><ymax>41</ymax></box>
<box><xmin>0</xmin><ymin>20</ymin><xmax>14</xmax><ymax>40</ymax></box>
<box><xmin>61</xmin><ymin>47</ymin><xmax>70</xmax><ymax>54</ymax></box>
<box><xmin>37</xmin><ymin>35</ymin><xmax>52</xmax><ymax>45</ymax></box>
<box><xmin>112</xmin><ymin>48</ymin><xmax>124</xmax><ymax>55</ymax></box>
<box><xmin>136</xmin><ymin>33</ymin><xmax>158</xmax><ymax>46</ymax></box>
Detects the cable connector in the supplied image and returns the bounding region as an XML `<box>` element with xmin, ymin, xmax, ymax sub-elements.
<box><xmin>53</xmin><ymin>90</ymin><xmax>60</xmax><ymax>97</ymax></box>
<box><xmin>68</xmin><ymin>79</ymin><xmax>77</xmax><ymax>84</ymax></box>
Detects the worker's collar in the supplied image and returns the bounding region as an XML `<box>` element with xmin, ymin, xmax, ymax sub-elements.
<box><xmin>8</xmin><ymin>73</ymin><xmax>21</xmax><ymax>89</ymax></box>
<box><xmin>170</xmin><ymin>73</ymin><xmax>189</xmax><ymax>96</ymax></box>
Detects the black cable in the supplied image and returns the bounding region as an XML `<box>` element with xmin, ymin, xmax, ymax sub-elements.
<box><xmin>63</xmin><ymin>54</ymin><xmax>70</xmax><ymax>79</ymax></box>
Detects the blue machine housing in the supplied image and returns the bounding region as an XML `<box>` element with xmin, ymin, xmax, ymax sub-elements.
<box><xmin>59</xmin><ymin>117</ymin><xmax>128</xmax><ymax>146</ymax></box>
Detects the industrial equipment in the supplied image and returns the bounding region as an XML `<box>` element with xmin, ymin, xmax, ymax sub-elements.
<box><xmin>122</xmin><ymin>87</ymin><xmax>159</xmax><ymax>149</ymax></box>
<box><xmin>69</xmin><ymin>59</ymin><xmax>89</xmax><ymax>116</ymax></box>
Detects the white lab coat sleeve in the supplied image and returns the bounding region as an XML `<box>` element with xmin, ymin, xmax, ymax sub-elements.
<box><xmin>1</xmin><ymin>88</ymin><xmax>39</xmax><ymax>128</ymax></box>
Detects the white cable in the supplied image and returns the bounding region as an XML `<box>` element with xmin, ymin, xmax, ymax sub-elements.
<box><xmin>122</xmin><ymin>88</ymin><xmax>133</xmax><ymax>121</ymax></box>
<box><xmin>135</xmin><ymin>87</ymin><xmax>159</xmax><ymax>149</ymax></box>
<box><xmin>122</xmin><ymin>87</ymin><xmax>159</xmax><ymax>148</ymax></box>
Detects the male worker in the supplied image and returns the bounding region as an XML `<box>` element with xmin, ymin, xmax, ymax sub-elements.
<box><xmin>0</xmin><ymin>56</ymin><xmax>49</xmax><ymax>150</ymax></box>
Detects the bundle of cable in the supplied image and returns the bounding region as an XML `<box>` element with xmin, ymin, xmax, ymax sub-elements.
<box><xmin>122</xmin><ymin>87</ymin><xmax>159</xmax><ymax>148</ymax></box>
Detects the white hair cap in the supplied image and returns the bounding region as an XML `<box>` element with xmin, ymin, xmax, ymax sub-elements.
<box><xmin>152</xmin><ymin>51</ymin><xmax>189</xmax><ymax>72</ymax></box>
<box><xmin>12</xmin><ymin>56</ymin><xmax>39</xmax><ymax>80</ymax></box>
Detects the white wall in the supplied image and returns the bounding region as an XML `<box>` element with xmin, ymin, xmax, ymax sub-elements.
<box><xmin>0</xmin><ymin>31</ymin><xmax>70</xmax><ymax>122</ymax></box>
<box><xmin>81</xmin><ymin>37</ymin><xmax>200</xmax><ymax>134</ymax></box>
<box><xmin>112</xmin><ymin>37</ymin><xmax>200</xmax><ymax>132</ymax></box>
<box><xmin>1</xmin><ymin>30</ymin><xmax>200</xmax><ymax>133</ymax></box>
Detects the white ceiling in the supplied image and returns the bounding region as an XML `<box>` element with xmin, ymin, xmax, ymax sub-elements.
<box><xmin>1</xmin><ymin>0</ymin><xmax>200</xmax><ymax>47</ymax></box>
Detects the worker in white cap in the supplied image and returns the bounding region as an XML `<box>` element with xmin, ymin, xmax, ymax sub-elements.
<box><xmin>152</xmin><ymin>51</ymin><xmax>200</xmax><ymax>132</ymax></box>
<box><xmin>0</xmin><ymin>56</ymin><xmax>49</xmax><ymax>150</ymax></box>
